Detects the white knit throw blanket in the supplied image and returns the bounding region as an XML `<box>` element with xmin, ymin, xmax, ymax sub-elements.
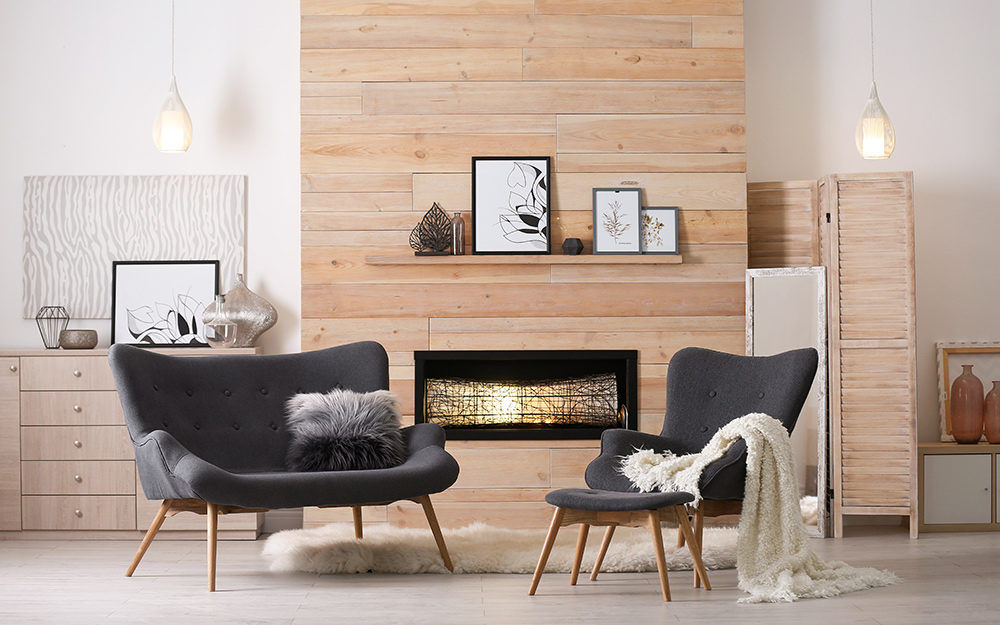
<box><xmin>621</xmin><ymin>413</ymin><xmax>900</xmax><ymax>603</ymax></box>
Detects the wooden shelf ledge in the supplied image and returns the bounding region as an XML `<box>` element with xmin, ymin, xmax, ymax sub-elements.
<box><xmin>364</xmin><ymin>254</ymin><xmax>683</xmax><ymax>266</ymax></box>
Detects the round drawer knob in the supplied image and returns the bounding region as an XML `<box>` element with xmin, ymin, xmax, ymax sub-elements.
<box><xmin>73</xmin><ymin>440</ymin><xmax>82</xmax><ymax>448</ymax></box>
<box><xmin>73</xmin><ymin>405</ymin><xmax>82</xmax><ymax>413</ymax></box>
<box><xmin>74</xmin><ymin>475</ymin><xmax>83</xmax><ymax>483</ymax></box>
<box><xmin>73</xmin><ymin>370</ymin><xmax>82</xmax><ymax>378</ymax></box>
<box><xmin>8</xmin><ymin>365</ymin><xmax>16</xmax><ymax>372</ymax></box>
<box><xmin>74</xmin><ymin>510</ymin><xmax>83</xmax><ymax>518</ymax></box>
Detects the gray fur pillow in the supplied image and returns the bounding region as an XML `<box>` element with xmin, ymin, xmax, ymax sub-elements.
<box><xmin>284</xmin><ymin>389</ymin><xmax>406</xmax><ymax>472</ymax></box>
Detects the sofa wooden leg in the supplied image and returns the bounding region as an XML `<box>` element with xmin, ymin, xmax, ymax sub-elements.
<box><xmin>126</xmin><ymin>499</ymin><xmax>172</xmax><ymax>577</ymax></box>
<box><xmin>416</xmin><ymin>496</ymin><xmax>453</xmax><ymax>572</ymax></box>
<box><xmin>352</xmin><ymin>506</ymin><xmax>364</xmax><ymax>539</ymax></box>
<box><xmin>207</xmin><ymin>503</ymin><xmax>219</xmax><ymax>592</ymax></box>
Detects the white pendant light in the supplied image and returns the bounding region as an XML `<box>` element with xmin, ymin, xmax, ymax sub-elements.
<box><xmin>152</xmin><ymin>0</ymin><xmax>192</xmax><ymax>152</ymax></box>
<box><xmin>856</xmin><ymin>0</ymin><xmax>894</xmax><ymax>159</ymax></box>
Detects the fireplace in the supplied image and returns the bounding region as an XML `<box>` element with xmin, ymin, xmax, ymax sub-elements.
<box><xmin>414</xmin><ymin>350</ymin><xmax>638</xmax><ymax>440</ymax></box>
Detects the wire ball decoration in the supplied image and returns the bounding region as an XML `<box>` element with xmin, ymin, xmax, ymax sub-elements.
<box><xmin>35</xmin><ymin>306</ymin><xmax>70</xmax><ymax>349</ymax></box>
<box><xmin>423</xmin><ymin>373</ymin><xmax>623</xmax><ymax>429</ymax></box>
<box><xmin>409</xmin><ymin>203</ymin><xmax>453</xmax><ymax>255</ymax></box>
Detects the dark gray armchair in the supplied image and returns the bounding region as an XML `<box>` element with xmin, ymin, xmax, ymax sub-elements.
<box><xmin>585</xmin><ymin>346</ymin><xmax>818</xmax><ymax>581</ymax></box>
<box><xmin>109</xmin><ymin>341</ymin><xmax>460</xmax><ymax>591</ymax></box>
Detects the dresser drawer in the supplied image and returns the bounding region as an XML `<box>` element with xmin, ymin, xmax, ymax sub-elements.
<box><xmin>20</xmin><ymin>391</ymin><xmax>124</xmax><ymax>426</ymax></box>
<box><xmin>21</xmin><ymin>426</ymin><xmax>132</xmax><ymax>461</ymax></box>
<box><xmin>22</xmin><ymin>495</ymin><xmax>136</xmax><ymax>530</ymax></box>
<box><xmin>21</xmin><ymin>461</ymin><xmax>135</xmax><ymax>495</ymax></box>
<box><xmin>19</xmin><ymin>356</ymin><xmax>116</xmax><ymax>391</ymax></box>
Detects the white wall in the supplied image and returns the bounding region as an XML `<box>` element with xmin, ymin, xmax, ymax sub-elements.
<box><xmin>0</xmin><ymin>0</ymin><xmax>300</xmax><ymax>355</ymax></box>
<box><xmin>746</xmin><ymin>0</ymin><xmax>1000</xmax><ymax>443</ymax></box>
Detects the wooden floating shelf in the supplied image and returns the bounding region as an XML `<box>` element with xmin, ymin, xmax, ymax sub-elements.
<box><xmin>365</xmin><ymin>254</ymin><xmax>683</xmax><ymax>265</ymax></box>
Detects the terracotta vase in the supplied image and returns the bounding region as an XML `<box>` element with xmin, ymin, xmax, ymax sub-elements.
<box><xmin>985</xmin><ymin>381</ymin><xmax>1000</xmax><ymax>444</ymax></box>
<box><xmin>951</xmin><ymin>364</ymin><xmax>984</xmax><ymax>444</ymax></box>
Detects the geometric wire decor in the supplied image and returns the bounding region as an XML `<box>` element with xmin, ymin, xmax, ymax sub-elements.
<box><xmin>424</xmin><ymin>373</ymin><xmax>623</xmax><ymax>429</ymax></box>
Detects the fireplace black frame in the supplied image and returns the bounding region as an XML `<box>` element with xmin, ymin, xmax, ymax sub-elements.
<box><xmin>414</xmin><ymin>349</ymin><xmax>638</xmax><ymax>440</ymax></box>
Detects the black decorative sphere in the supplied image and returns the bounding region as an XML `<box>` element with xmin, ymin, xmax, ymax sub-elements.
<box><xmin>561</xmin><ymin>237</ymin><xmax>584</xmax><ymax>255</ymax></box>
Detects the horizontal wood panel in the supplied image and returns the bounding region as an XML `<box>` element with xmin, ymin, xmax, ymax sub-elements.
<box><xmin>302</xmin><ymin>48</ymin><xmax>523</xmax><ymax>82</ymax></box>
<box><xmin>557</xmin><ymin>114</ymin><xmax>745</xmax><ymax>154</ymax></box>
<box><xmin>302</xmin><ymin>0</ymin><xmax>536</xmax><ymax>15</ymax></box>
<box><xmin>303</xmin><ymin>114</ymin><xmax>557</xmax><ymax>135</ymax></box>
<box><xmin>302</xmin><ymin>15</ymin><xmax>692</xmax><ymax>48</ymax></box>
<box><xmin>301</xmin><ymin>192</ymin><xmax>413</xmax><ymax>212</ymax></box>
<box><xmin>524</xmin><ymin>48</ymin><xmax>744</xmax><ymax>81</ymax></box>
<box><xmin>301</xmin><ymin>318</ymin><xmax>429</xmax><ymax>353</ymax></box>
<box><xmin>533</xmin><ymin>0</ymin><xmax>743</xmax><ymax>16</ymax></box>
<box><xmin>556</xmin><ymin>152</ymin><xmax>745</xmax><ymax>173</ymax></box>
<box><xmin>449</xmin><ymin>449</ymin><xmax>550</xmax><ymax>488</ymax></box>
<box><xmin>303</xmin><ymin>173</ymin><xmax>413</xmax><ymax>193</ymax></box>
<box><xmin>301</xmin><ymin>96</ymin><xmax>363</xmax><ymax>115</ymax></box>
<box><xmin>692</xmin><ymin>15</ymin><xmax>743</xmax><ymax>48</ymax></box>
<box><xmin>363</xmin><ymin>81</ymin><xmax>745</xmax><ymax>115</ymax></box>
<box><xmin>303</xmin><ymin>282</ymin><xmax>745</xmax><ymax>318</ymax></box>
<box><xmin>302</xmin><ymin>133</ymin><xmax>557</xmax><ymax>173</ymax></box>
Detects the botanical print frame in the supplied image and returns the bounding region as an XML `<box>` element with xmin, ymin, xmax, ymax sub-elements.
<box><xmin>111</xmin><ymin>260</ymin><xmax>220</xmax><ymax>346</ymax></box>
<box><xmin>640</xmin><ymin>207</ymin><xmax>679</xmax><ymax>254</ymax></box>
<box><xmin>937</xmin><ymin>341</ymin><xmax>1000</xmax><ymax>442</ymax></box>
<box><xmin>592</xmin><ymin>188</ymin><xmax>641</xmax><ymax>254</ymax></box>
<box><xmin>472</xmin><ymin>156</ymin><xmax>551</xmax><ymax>254</ymax></box>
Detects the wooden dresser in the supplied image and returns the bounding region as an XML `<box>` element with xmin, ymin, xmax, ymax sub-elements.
<box><xmin>0</xmin><ymin>348</ymin><xmax>262</xmax><ymax>539</ymax></box>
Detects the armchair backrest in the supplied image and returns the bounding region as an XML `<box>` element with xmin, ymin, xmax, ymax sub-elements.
<box><xmin>660</xmin><ymin>346</ymin><xmax>818</xmax><ymax>454</ymax></box>
<box><xmin>109</xmin><ymin>342</ymin><xmax>389</xmax><ymax>473</ymax></box>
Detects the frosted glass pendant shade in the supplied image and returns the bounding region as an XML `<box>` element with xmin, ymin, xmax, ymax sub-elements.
<box><xmin>152</xmin><ymin>76</ymin><xmax>192</xmax><ymax>152</ymax></box>
<box><xmin>856</xmin><ymin>82</ymin><xmax>894</xmax><ymax>159</ymax></box>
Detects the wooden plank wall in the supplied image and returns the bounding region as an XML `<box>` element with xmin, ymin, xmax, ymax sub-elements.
<box><xmin>301</xmin><ymin>0</ymin><xmax>747</xmax><ymax>529</ymax></box>
<box><xmin>747</xmin><ymin>180</ymin><xmax>820</xmax><ymax>269</ymax></box>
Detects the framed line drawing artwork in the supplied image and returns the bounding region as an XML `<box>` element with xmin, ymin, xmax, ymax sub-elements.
<box><xmin>640</xmin><ymin>206</ymin><xmax>680</xmax><ymax>254</ymax></box>
<box><xmin>472</xmin><ymin>156</ymin><xmax>551</xmax><ymax>254</ymax></box>
<box><xmin>111</xmin><ymin>260</ymin><xmax>220</xmax><ymax>346</ymax></box>
<box><xmin>592</xmin><ymin>188</ymin><xmax>641</xmax><ymax>254</ymax></box>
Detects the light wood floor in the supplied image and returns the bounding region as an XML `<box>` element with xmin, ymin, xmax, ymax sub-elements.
<box><xmin>2</xmin><ymin>525</ymin><xmax>998</xmax><ymax>624</ymax></box>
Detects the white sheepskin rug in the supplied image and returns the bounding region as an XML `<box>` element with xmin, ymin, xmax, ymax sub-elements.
<box><xmin>621</xmin><ymin>412</ymin><xmax>900</xmax><ymax>603</ymax></box>
<box><xmin>262</xmin><ymin>521</ymin><xmax>738</xmax><ymax>575</ymax></box>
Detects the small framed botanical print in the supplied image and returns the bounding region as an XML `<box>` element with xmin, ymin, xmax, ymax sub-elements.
<box><xmin>472</xmin><ymin>156</ymin><xmax>551</xmax><ymax>254</ymax></box>
<box><xmin>592</xmin><ymin>188</ymin><xmax>641</xmax><ymax>254</ymax></box>
<box><xmin>640</xmin><ymin>207</ymin><xmax>680</xmax><ymax>254</ymax></box>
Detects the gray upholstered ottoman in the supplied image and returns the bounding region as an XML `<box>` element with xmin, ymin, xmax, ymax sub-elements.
<box><xmin>528</xmin><ymin>488</ymin><xmax>711</xmax><ymax>602</ymax></box>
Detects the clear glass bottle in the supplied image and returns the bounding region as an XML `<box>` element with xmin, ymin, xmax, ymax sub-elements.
<box><xmin>451</xmin><ymin>212</ymin><xmax>465</xmax><ymax>255</ymax></box>
<box><xmin>204</xmin><ymin>294</ymin><xmax>237</xmax><ymax>348</ymax></box>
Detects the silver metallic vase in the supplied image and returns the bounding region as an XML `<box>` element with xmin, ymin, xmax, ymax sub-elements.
<box><xmin>202</xmin><ymin>274</ymin><xmax>277</xmax><ymax>348</ymax></box>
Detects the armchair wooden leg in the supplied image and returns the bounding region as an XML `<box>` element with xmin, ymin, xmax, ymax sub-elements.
<box><xmin>590</xmin><ymin>525</ymin><xmax>616</xmax><ymax>581</ymax></box>
<box><xmin>415</xmin><ymin>495</ymin><xmax>453</xmax><ymax>572</ymax></box>
<box><xmin>528</xmin><ymin>507</ymin><xmax>565</xmax><ymax>596</ymax></box>
<box><xmin>126</xmin><ymin>499</ymin><xmax>172</xmax><ymax>577</ymax></box>
<box><xmin>352</xmin><ymin>506</ymin><xmax>364</xmax><ymax>539</ymax></box>
<box><xmin>692</xmin><ymin>506</ymin><xmax>705</xmax><ymax>588</ymax></box>
<box><xmin>645</xmin><ymin>509</ymin><xmax>671</xmax><ymax>602</ymax></box>
<box><xmin>570</xmin><ymin>524</ymin><xmax>590</xmax><ymax>586</ymax></box>
<box><xmin>207</xmin><ymin>503</ymin><xmax>218</xmax><ymax>592</ymax></box>
<box><xmin>674</xmin><ymin>506</ymin><xmax>711</xmax><ymax>591</ymax></box>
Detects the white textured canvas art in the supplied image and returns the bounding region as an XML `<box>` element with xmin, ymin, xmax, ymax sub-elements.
<box><xmin>22</xmin><ymin>175</ymin><xmax>245</xmax><ymax>319</ymax></box>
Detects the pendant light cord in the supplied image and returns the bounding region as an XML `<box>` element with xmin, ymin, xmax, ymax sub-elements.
<box><xmin>170</xmin><ymin>0</ymin><xmax>176</xmax><ymax>77</ymax></box>
<box><xmin>869</xmin><ymin>0</ymin><xmax>875</xmax><ymax>83</ymax></box>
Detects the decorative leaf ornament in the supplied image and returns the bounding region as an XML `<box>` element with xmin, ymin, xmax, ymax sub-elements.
<box><xmin>409</xmin><ymin>202</ymin><xmax>453</xmax><ymax>255</ymax></box>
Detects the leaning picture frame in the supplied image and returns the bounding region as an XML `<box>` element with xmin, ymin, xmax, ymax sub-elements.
<box><xmin>640</xmin><ymin>206</ymin><xmax>680</xmax><ymax>254</ymax></box>
<box><xmin>936</xmin><ymin>341</ymin><xmax>1000</xmax><ymax>442</ymax></box>
<box><xmin>592</xmin><ymin>188</ymin><xmax>641</xmax><ymax>254</ymax></box>
<box><xmin>472</xmin><ymin>156</ymin><xmax>551</xmax><ymax>254</ymax></box>
<box><xmin>111</xmin><ymin>260</ymin><xmax>220</xmax><ymax>346</ymax></box>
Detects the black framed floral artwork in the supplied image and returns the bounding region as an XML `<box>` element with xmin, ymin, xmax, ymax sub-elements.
<box><xmin>472</xmin><ymin>156</ymin><xmax>551</xmax><ymax>254</ymax></box>
<box><xmin>111</xmin><ymin>260</ymin><xmax>220</xmax><ymax>346</ymax></box>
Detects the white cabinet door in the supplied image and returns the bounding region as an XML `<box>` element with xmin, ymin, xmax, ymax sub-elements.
<box><xmin>923</xmin><ymin>454</ymin><xmax>992</xmax><ymax>525</ymax></box>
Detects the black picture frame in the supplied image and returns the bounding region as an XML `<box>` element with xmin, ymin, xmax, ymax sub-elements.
<box><xmin>640</xmin><ymin>206</ymin><xmax>680</xmax><ymax>254</ymax></box>
<box><xmin>592</xmin><ymin>188</ymin><xmax>642</xmax><ymax>255</ymax></box>
<box><xmin>472</xmin><ymin>156</ymin><xmax>551</xmax><ymax>255</ymax></box>
<box><xmin>111</xmin><ymin>260</ymin><xmax>220</xmax><ymax>346</ymax></box>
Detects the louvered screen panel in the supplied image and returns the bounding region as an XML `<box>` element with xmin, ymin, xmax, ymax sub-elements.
<box><xmin>827</xmin><ymin>172</ymin><xmax>917</xmax><ymax>538</ymax></box>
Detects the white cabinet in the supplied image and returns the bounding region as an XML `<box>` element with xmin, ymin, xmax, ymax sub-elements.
<box><xmin>919</xmin><ymin>443</ymin><xmax>999</xmax><ymax>532</ymax></box>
